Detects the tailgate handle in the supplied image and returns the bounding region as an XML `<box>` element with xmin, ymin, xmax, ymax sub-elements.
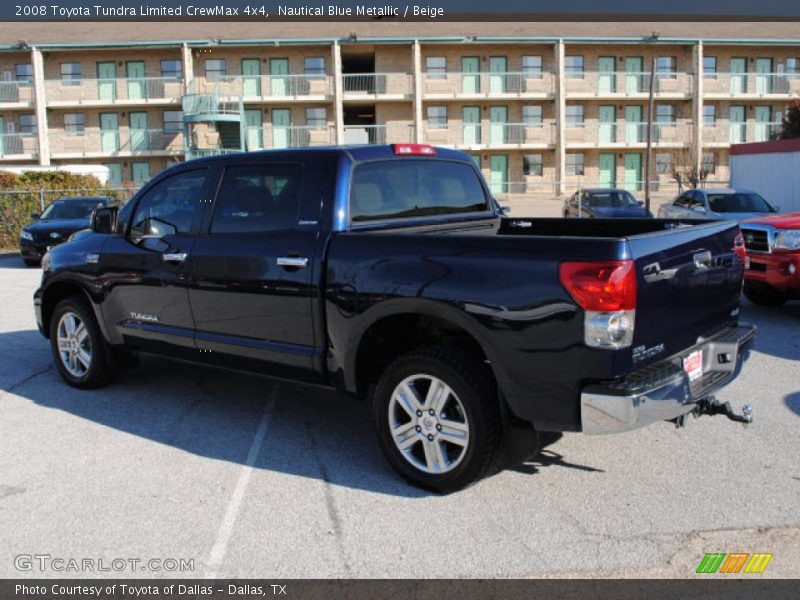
<box><xmin>693</xmin><ymin>250</ymin><xmax>712</xmax><ymax>271</ymax></box>
<box><xmin>277</xmin><ymin>256</ymin><xmax>309</xmax><ymax>268</ymax></box>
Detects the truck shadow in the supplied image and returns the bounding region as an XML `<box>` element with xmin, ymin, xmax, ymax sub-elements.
<box><xmin>785</xmin><ymin>392</ymin><xmax>800</xmax><ymax>417</ymax></box>
<box><xmin>0</xmin><ymin>334</ymin><xmax>599</xmax><ymax>497</ymax></box>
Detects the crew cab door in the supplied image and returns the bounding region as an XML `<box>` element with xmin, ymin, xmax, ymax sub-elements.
<box><xmin>187</xmin><ymin>157</ymin><xmax>327</xmax><ymax>382</ymax></box>
<box><xmin>99</xmin><ymin>167</ymin><xmax>210</xmax><ymax>350</ymax></box>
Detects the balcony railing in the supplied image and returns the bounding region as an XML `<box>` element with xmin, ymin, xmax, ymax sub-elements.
<box><xmin>45</xmin><ymin>77</ymin><xmax>184</xmax><ymax>104</ymax></box>
<box><xmin>343</xmin><ymin>124</ymin><xmax>414</xmax><ymax>144</ymax></box>
<box><xmin>564</xmin><ymin>72</ymin><xmax>694</xmax><ymax>96</ymax></box>
<box><xmin>193</xmin><ymin>74</ymin><xmax>332</xmax><ymax>98</ymax></box>
<box><xmin>182</xmin><ymin>94</ymin><xmax>242</xmax><ymax>118</ymax></box>
<box><xmin>0</xmin><ymin>80</ymin><xmax>35</xmax><ymax>105</ymax></box>
<box><xmin>424</xmin><ymin>122</ymin><xmax>556</xmax><ymax>147</ymax></box>
<box><xmin>704</xmin><ymin>73</ymin><xmax>800</xmax><ymax>96</ymax></box>
<box><xmin>565</xmin><ymin>121</ymin><xmax>692</xmax><ymax>146</ymax></box>
<box><xmin>423</xmin><ymin>72</ymin><xmax>555</xmax><ymax>97</ymax></box>
<box><xmin>342</xmin><ymin>73</ymin><xmax>413</xmax><ymax>96</ymax></box>
<box><xmin>704</xmin><ymin>121</ymin><xmax>782</xmax><ymax>145</ymax></box>
<box><xmin>49</xmin><ymin>129</ymin><xmax>184</xmax><ymax>156</ymax></box>
<box><xmin>245</xmin><ymin>125</ymin><xmax>335</xmax><ymax>150</ymax></box>
<box><xmin>0</xmin><ymin>133</ymin><xmax>38</xmax><ymax>158</ymax></box>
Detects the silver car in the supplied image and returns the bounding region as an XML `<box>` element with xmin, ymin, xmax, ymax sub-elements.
<box><xmin>657</xmin><ymin>188</ymin><xmax>779</xmax><ymax>221</ymax></box>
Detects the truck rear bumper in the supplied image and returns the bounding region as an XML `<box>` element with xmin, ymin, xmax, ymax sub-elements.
<box><xmin>580</xmin><ymin>324</ymin><xmax>757</xmax><ymax>435</ymax></box>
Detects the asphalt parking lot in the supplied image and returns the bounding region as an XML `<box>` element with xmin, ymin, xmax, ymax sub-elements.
<box><xmin>0</xmin><ymin>253</ymin><xmax>798</xmax><ymax>579</ymax></box>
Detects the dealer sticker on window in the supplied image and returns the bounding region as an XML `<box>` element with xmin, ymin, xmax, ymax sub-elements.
<box><xmin>745</xmin><ymin>256</ymin><xmax>751</xmax><ymax>269</ymax></box>
<box><xmin>683</xmin><ymin>349</ymin><xmax>703</xmax><ymax>382</ymax></box>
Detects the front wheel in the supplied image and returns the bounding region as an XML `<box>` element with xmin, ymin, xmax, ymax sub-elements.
<box><xmin>743</xmin><ymin>283</ymin><xmax>789</xmax><ymax>307</ymax></box>
<box><xmin>372</xmin><ymin>348</ymin><xmax>502</xmax><ymax>493</ymax></box>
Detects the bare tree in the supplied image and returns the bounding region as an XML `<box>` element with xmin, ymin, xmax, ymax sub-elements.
<box><xmin>669</xmin><ymin>143</ymin><xmax>707</xmax><ymax>192</ymax></box>
<box><xmin>779</xmin><ymin>100</ymin><xmax>800</xmax><ymax>140</ymax></box>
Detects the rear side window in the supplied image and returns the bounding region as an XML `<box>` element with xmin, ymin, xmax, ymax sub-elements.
<box><xmin>210</xmin><ymin>164</ymin><xmax>303</xmax><ymax>234</ymax></box>
<box><xmin>350</xmin><ymin>159</ymin><xmax>488</xmax><ymax>222</ymax></box>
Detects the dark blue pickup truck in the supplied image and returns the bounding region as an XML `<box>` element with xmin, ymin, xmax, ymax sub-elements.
<box><xmin>33</xmin><ymin>144</ymin><xmax>755</xmax><ymax>492</ymax></box>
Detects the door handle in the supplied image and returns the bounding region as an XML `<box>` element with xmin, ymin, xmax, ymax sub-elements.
<box><xmin>276</xmin><ymin>256</ymin><xmax>309</xmax><ymax>268</ymax></box>
<box><xmin>162</xmin><ymin>252</ymin><xmax>188</xmax><ymax>263</ymax></box>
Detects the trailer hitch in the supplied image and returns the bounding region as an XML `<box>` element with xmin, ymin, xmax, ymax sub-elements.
<box><xmin>690</xmin><ymin>397</ymin><xmax>753</xmax><ymax>428</ymax></box>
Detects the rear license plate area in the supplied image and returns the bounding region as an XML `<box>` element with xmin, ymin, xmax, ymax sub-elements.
<box><xmin>683</xmin><ymin>349</ymin><xmax>703</xmax><ymax>382</ymax></box>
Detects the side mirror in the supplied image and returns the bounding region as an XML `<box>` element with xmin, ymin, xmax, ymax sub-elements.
<box><xmin>497</xmin><ymin>205</ymin><xmax>510</xmax><ymax>216</ymax></box>
<box><xmin>637</xmin><ymin>201</ymin><xmax>644</xmax><ymax>206</ymax></box>
<box><xmin>91</xmin><ymin>206</ymin><xmax>118</xmax><ymax>234</ymax></box>
<box><xmin>30</xmin><ymin>212</ymin><xmax>40</xmax><ymax>220</ymax></box>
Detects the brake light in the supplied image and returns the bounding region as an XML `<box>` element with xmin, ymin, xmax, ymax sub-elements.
<box><xmin>392</xmin><ymin>144</ymin><xmax>436</xmax><ymax>156</ymax></box>
<box><xmin>733</xmin><ymin>230</ymin><xmax>747</xmax><ymax>264</ymax></box>
<box><xmin>559</xmin><ymin>260</ymin><xmax>637</xmax><ymax>312</ymax></box>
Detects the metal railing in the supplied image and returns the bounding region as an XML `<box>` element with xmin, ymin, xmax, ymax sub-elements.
<box><xmin>342</xmin><ymin>73</ymin><xmax>414</xmax><ymax>96</ymax></box>
<box><xmin>703</xmin><ymin>72</ymin><xmax>800</xmax><ymax>96</ymax></box>
<box><xmin>0</xmin><ymin>133</ymin><xmax>39</xmax><ymax>157</ymax></box>
<box><xmin>182</xmin><ymin>94</ymin><xmax>242</xmax><ymax>118</ymax></box>
<box><xmin>244</xmin><ymin>125</ymin><xmax>335</xmax><ymax>150</ymax></box>
<box><xmin>424</xmin><ymin>121</ymin><xmax>556</xmax><ymax>146</ymax></box>
<box><xmin>422</xmin><ymin>71</ymin><xmax>555</xmax><ymax>96</ymax></box>
<box><xmin>193</xmin><ymin>74</ymin><xmax>333</xmax><ymax>98</ymax></box>
<box><xmin>564</xmin><ymin>121</ymin><xmax>693</xmax><ymax>146</ymax></box>
<box><xmin>703</xmin><ymin>121</ymin><xmax>783</xmax><ymax>145</ymax></box>
<box><xmin>49</xmin><ymin>129</ymin><xmax>184</xmax><ymax>155</ymax></box>
<box><xmin>564</xmin><ymin>72</ymin><xmax>694</xmax><ymax>96</ymax></box>
<box><xmin>44</xmin><ymin>77</ymin><xmax>184</xmax><ymax>104</ymax></box>
<box><xmin>343</xmin><ymin>124</ymin><xmax>414</xmax><ymax>144</ymax></box>
<box><xmin>0</xmin><ymin>80</ymin><xmax>35</xmax><ymax>104</ymax></box>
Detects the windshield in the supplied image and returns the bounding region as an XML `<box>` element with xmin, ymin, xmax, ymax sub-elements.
<box><xmin>40</xmin><ymin>198</ymin><xmax>105</xmax><ymax>220</ymax></box>
<box><xmin>350</xmin><ymin>159</ymin><xmax>488</xmax><ymax>222</ymax></box>
<box><xmin>588</xmin><ymin>191</ymin><xmax>639</xmax><ymax>208</ymax></box>
<box><xmin>708</xmin><ymin>193</ymin><xmax>773</xmax><ymax>214</ymax></box>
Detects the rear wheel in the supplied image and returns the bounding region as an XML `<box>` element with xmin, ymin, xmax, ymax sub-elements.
<box><xmin>372</xmin><ymin>348</ymin><xmax>502</xmax><ymax>493</ymax></box>
<box><xmin>743</xmin><ymin>282</ymin><xmax>788</xmax><ymax>307</ymax></box>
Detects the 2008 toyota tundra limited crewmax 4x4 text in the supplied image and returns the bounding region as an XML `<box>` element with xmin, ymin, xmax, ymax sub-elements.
<box><xmin>34</xmin><ymin>145</ymin><xmax>756</xmax><ymax>492</ymax></box>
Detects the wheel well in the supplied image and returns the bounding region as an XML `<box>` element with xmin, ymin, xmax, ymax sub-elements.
<box><xmin>41</xmin><ymin>282</ymin><xmax>91</xmax><ymax>338</ymax></box>
<box><xmin>355</xmin><ymin>314</ymin><xmax>492</xmax><ymax>397</ymax></box>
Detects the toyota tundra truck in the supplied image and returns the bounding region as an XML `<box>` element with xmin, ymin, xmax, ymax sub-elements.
<box><xmin>33</xmin><ymin>145</ymin><xmax>756</xmax><ymax>492</ymax></box>
<box><xmin>741</xmin><ymin>213</ymin><xmax>800</xmax><ymax>306</ymax></box>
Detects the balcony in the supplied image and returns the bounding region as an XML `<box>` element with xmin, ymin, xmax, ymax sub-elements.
<box><xmin>424</xmin><ymin>122</ymin><xmax>555</xmax><ymax>148</ymax></box>
<box><xmin>0</xmin><ymin>80</ymin><xmax>35</xmax><ymax>107</ymax></box>
<box><xmin>343</xmin><ymin>124</ymin><xmax>414</xmax><ymax>144</ymax></box>
<box><xmin>565</xmin><ymin>121</ymin><xmax>692</xmax><ymax>148</ymax></box>
<box><xmin>49</xmin><ymin>129</ymin><xmax>184</xmax><ymax>158</ymax></box>
<box><xmin>193</xmin><ymin>74</ymin><xmax>332</xmax><ymax>100</ymax></box>
<box><xmin>45</xmin><ymin>77</ymin><xmax>184</xmax><ymax>106</ymax></box>
<box><xmin>423</xmin><ymin>72</ymin><xmax>555</xmax><ymax>98</ymax></box>
<box><xmin>0</xmin><ymin>133</ymin><xmax>38</xmax><ymax>159</ymax></box>
<box><xmin>704</xmin><ymin>121</ymin><xmax>782</xmax><ymax>146</ymax></box>
<box><xmin>342</xmin><ymin>73</ymin><xmax>413</xmax><ymax>100</ymax></box>
<box><xmin>564</xmin><ymin>72</ymin><xmax>693</xmax><ymax>98</ymax></box>
<box><xmin>703</xmin><ymin>73</ymin><xmax>800</xmax><ymax>98</ymax></box>
<box><xmin>182</xmin><ymin>94</ymin><xmax>242</xmax><ymax>121</ymax></box>
<box><xmin>244</xmin><ymin>125</ymin><xmax>335</xmax><ymax>150</ymax></box>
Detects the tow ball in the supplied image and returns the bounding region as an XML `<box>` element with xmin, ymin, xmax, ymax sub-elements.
<box><xmin>674</xmin><ymin>397</ymin><xmax>753</xmax><ymax>429</ymax></box>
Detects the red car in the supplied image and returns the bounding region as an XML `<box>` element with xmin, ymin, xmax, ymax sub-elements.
<box><xmin>740</xmin><ymin>213</ymin><xmax>800</xmax><ymax>306</ymax></box>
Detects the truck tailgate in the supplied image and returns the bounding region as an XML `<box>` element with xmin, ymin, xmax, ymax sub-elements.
<box><xmin>625</xmin><ymin>220</ymin><xmax>743</xmax><ymax>370</ymax></box>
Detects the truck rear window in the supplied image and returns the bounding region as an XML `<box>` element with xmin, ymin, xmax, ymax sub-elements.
<box><xmin>350</xmin><ymin>159</ymin><xmax>488</xmax><ymax>222</ymax></box>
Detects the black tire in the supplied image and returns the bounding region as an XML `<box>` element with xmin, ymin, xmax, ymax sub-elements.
<box><xmin>49</xmin><ymin>295</ymin><xmax>117</xmax><ymax>389</ymax></box>
<box><xmin>23</xmin><ymin>258</ymin><xmax>40</xmax><ymax>267</ymax></box>
<box><xmin>372</xmin><ymin>348</ymin><xmax>503</xmax><ymax>493</ymax></box>
<box><xmin>743</xmin><ymin>283</ymin><xmax>788</xmax><ymax>307</ymax></box>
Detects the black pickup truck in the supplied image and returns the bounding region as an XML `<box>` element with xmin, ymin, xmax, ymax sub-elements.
<box><xmin>34</xmin><ymin>144</ymin><xmax>756</xmax><ymax>492</ymax></box>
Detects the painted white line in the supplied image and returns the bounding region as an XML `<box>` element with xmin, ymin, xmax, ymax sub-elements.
<box><xmin>205</xmin><ymin>389</ymin><xmax>277</xmax><ymax>578</ymax></box>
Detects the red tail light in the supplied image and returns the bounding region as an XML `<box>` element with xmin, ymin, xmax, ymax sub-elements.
<box><xmin>392</xmin><ymin>144</ymin><xmax>436</xmax><ymax>156</ymax></box>
<box><xmin>733</xmin><ymin>230</ymin><xmax>747</xmax><ymax>264</ymax></box>
<box><xmin>559</xmin><ymin>260</ymin><xmax>637</xmax><ymax>312</ymax></box>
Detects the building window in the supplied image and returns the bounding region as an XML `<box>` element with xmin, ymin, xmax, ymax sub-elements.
<box><xmin>703</xmin><ymin>56</ymin><xmax>717</xmax><ymax>79</ymax></box>
<box><xmin>565</xmin><ymin>56</ymin><xmax>584</xmax><ymax>78</ymax></box>
<box><xmin>19</xmin><ymin>114</ymin><xmax>36</xmax><ymax>134</ymax></box>
<box><xmin>64</xmin><ymin>113</ymin><xmax>85</xmax><ymax>135</ymax></box>
<box><xmin>787</xmin><ymin>58</ymin><xmax>800</xmax><ymax>78</ymax></box>
<box><xmin>426</xmin><ymin>57</ymin><xmax>446</xmax><ymax>79</ymax></box>
<box><xmin>655</xmin><ymin>153</ymin><xmax>673</xmax><ymax>175</ymax></box>
<box><xmin>566</xmin><ymin>153</ymin><xmax>585</xmax><ymax>176</ymax></box>
<box><xmin>204</xmin><ymin>59</ymin><xmax>227</xmax><ymax>80</ymax></box>
<box><xmin>565</xmin><ymin>105</ymin><xmax>584</xmax><ymax>127</ymax></box>
<box><xmin>703</xmin><ymin>105</ymin><xmax>716</xmax><ymax>125</ymax></box>
<box><xmin>656</xmin><ymin>56</ymin><xmax>677</xmax><ymax>79</ymax></box>
<box><xmin>702</xmin><ymin>152</ymin><xmax>716</xmax><ymax>174</ymax></box>
<box><xmin>306</xmin><ymin>107</ymin><xmax>327</xmax><ymax>128</ymax></box>
<box><xmin>163</xmin><ymin>110</ymin><xmax>183</xmax><ymax>132</ymax></box>
<box><xmin>304</xmin><ymin>57</ymin><xmax>325</xmax><ymax>77</ymax></box>
<box><xmin>523</xmin><ymin>154</ymin><xmax>543</xmax><ymax>176</ymax></box>
<box><xmin>15</xmin><ymin>63</ymin><xmax>33</xmax><ymax>84</ymax></box>
<box><xmin>522</xmin><ymin>56</ymin><xmax>543</xmax><ymax>78</ymax></box>
<box><xmin>60</xmin><ymin>62</ymin><xmax>82</xmax><ymax>85</ymax></box>
<box><xmin>427</xmin><ymin>106</ymin><xmax>447</xmax><ymax>129</ymax></box>
<box><xmin>656</xmin><ymin>104</ymin><xmax>676</xmax><ymax>124</ymax></box>
<box><xmin>522</xmin><ymin>105</ymin><xmax>543</xmax><ymax>126</ymax></box>
<box><xmin>160</xmin><ymin>60</ymin><xmax>182</xmax><ymax>79</ymax></box>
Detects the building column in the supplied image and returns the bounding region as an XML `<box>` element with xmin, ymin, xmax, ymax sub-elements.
<box><xmin>693</xmin><ymin>41</ymin><xmax>704</xmax><ymax>178</ymax></box>
<box><xmin>412</xmin><ymin>40</ymin><xmax>423</xmax><ymax>144</ymax></box>
<box><xmin>332</xmin><ymin>41</ymin><xmax>344</xmax><ymax>144</ymax></box>
<box><xmin>31</xmin><ymin>47</ymin><xmax>50</xmax><ymax>166</ymax></box>
<box><xmin>554</xmin><ymin>40</ymin><xmax>566</xmax><ymax>195</ymax></box>
<box><xmin>181</xmin><ymin>43</ymin><xmax>194</xmax><ymax>92</ymax></box>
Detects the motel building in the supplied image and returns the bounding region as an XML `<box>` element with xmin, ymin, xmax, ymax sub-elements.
<box><xmin>0</xmin><ymin>21</ymin><xmax>799</xmax><ymax>197</ymax></box>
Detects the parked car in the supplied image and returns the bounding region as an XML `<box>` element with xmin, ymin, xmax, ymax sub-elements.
<box><xmin>563</xmin><ymin>188</ymin><xmax>652</xmax><ymax>219</ymax></box>
<box><xmin>740</xmin><ymin>212</ymin><xmax>800</xmax><ymax>306</ymax></box>
<box><xmin>33</xmin><ymin>145</ymin><xmax>755</xmax><ymax>492</ymax></box>
<box><xmin>19</xmin><ymin>196</ymin><xmax>110</xmax><ymax>266</ymax></box>
<box><xmin>658</xmin><ymin>188</ymin><xmax>778</xmax><ymax>221</ymax></box>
